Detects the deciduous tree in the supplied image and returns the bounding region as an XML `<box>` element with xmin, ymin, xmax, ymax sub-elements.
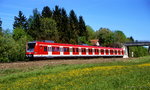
<box><xmin>97</xmin><ymin>28</ymin><xmax>114</xmax><ymax>47</ymax></box>
<box><xmin>40</xmin><ymin>18</ymin><xmax>59</xmax><ymax>42</ymax></box>
<box><xmin>114</xmin><ymin>30</ymin><xmax>126</xmax><ymax>43</ymax></box>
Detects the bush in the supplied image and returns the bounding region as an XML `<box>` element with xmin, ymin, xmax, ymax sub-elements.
<box><xmin>129</xmin><ymin>46</ymin><xmax>149</xmax><ymax>57</ymax></box>
<box><xmin>0</xmin><ymin>29</ymin><xmax>32</xmax><ymax>62</ymax></box>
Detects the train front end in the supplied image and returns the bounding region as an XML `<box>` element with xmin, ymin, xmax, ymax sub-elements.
<box><xmin>26</xmin><ymin>42</ymin><xmax>36</xmax><ymax>59</ymax></box>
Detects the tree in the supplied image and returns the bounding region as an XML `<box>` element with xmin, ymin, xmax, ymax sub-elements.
<box><xmin>42</xmin><ymin>6</ymin><xmax>52</xmax><ymax>18</ymax></box>
<box><xmin>112</xmin><ymin>30</ymin><xmax>127</xmax><ymax>48</ymax></box>
<box><xmin>0</xmin><ymin>18</ymin><xmax>2</xmax><ymax>30</ymax></box>
<box><xmin>13</xmin><ymin>28</ymin><xmax>26</xmax><ymax>41</ymax></box>
<box><xmin>127</xmin><ymin>36</ymin><xmax>134</xmax><ymax>42</ymax></box>
<box><xmin>86</xmin><ymin>25</ymin><xmax>95</xmax><ymax>40</ymax></box>
<box><xmin>69</xmin><ymin>10</ymin><xmax>79</xmax><ymax>44</ymax></box>
<box><xmin>28</xmin><ymin>8</ymin><xmax>41</xmax><ymax>40</ymax></box>
<box><xmin>60</xmin><ymin>8</ymin><xmax>70</xmax><ymax>43</ymax></box>
<box><xmin>97</xmin><ymin>28</ymin><xmax>114</xmax><ymax>47</ymax></box>
<box><xmin>52</xmin><ymin>6</ymin><xmax>63</xmax><ymax>42</ymax></box>
<box><xmin>13</xmin><ymin>11</ymin><xmax>28</xmax><ymax>30</ymax></box>
<box><xmin>0</xmin><ymin>18</ymin><xmax>2</xmax><ymax>36</ymax></box>
<box><xmin>129</xmin><ymin>46</ymin><xmax>148</xmax><ymax>57</ymax></box>
<box><xmin>40</xmin><ymin>18</ymin><xmax>59</xmax><ymax>41</ymax></box>
<box><xmin>78</xmin><ymin>16</ymin><xmax>88</xmax><ymax>41</ymax></box>
<box><xmin>114</xmin><ymin>30</ymin><xmax>126</xmax><ymax>43</ymax></box>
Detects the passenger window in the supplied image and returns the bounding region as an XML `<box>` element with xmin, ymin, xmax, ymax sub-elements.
<box><xmin>82</xmin><ymin>48</ymin><xmax>86</xmax><ymax>52</ymax></box>
<box><xmin>64</xmin><ymin>47</ymin><xmax>69</xmax><ymax>52</ymax></box>
<box><xmin>52</xmin><ymin>47</ymin><xmax>60</xmax><ymax>52</ymax></box>
<box><xmin>44</xmin><ymin>47</ymin><xmax>47</xmax><ymax>52</ymax></box>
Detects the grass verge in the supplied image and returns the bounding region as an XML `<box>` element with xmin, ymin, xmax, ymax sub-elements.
<box><xmin>0</xmin><ymin>56</ymin><xmax>150</xmax><ymax>89</ymax></box>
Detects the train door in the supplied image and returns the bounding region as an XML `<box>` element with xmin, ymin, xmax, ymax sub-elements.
<box><xmin>38</xmin><ymin>45</ymin><xmax>48</xmax><ymax>55</ymax></box>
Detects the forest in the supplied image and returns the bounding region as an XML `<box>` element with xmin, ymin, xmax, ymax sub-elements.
<box><xmin>0</xmin><ymin>5</ymin><xmax>149</xmax><ymax>62</ymax></box>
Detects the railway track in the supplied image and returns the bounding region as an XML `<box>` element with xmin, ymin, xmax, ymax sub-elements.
<box><xmin>0</xmin><ymin>58</ymin><xmax>134</xmax><ymax>69</ymax></box>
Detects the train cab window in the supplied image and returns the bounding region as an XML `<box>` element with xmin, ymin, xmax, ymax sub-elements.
<box><xmin>44</xmin><ymin>47</ymin><xmax>47</xmax><ymax>52</ymax></box>
<box><xmin>27</xmin><ymin>43</ymin><xmax>36</xmax><ymax>52</ymax></box>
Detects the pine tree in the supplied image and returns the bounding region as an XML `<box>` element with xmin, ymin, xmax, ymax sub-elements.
<box><xmin>42</xmin><ymin>6</ymin><xmax>52</xmax><ymax>18</ymax></box>
<box><xmin>52</xmin><ymin>6</ymin><xmax>63</xmax><ymax>42</ymax></box>
<box><xmin>28</xmin><ymin>9</ymin><xmax>41</xmax><ymax>40</ymax></box>
<box><xmin>13</xmin><ymin>11</ymin><xmax>28</xmax><ymax>30</ymax></box>
<box><xmin>0</xmin><ymin>18</ymin><xmax>2</xmax><ymax>30</ymax></box>
<box><xmin>78</xmin><ymin>16</ymin><xmax>88</xmax><ymax>40</ymax></box>
<box><xmin>53</xmin><ymin>5</ymin><xmax>61</xmax><ymax>24</ymax></box>
<box><xmin>60</xmin><ymin>8</ymin><xmax>69</xmax><ymax>43</ymax></box>
<box><xmin>69</xmin><ymin>10</ymin><xmax>79</xmax><ymax>44</ymax></box>
<box><xmin>0</xmin><ymin>18</ymin><xmax>2</xmax><ymax>36</ymax></box>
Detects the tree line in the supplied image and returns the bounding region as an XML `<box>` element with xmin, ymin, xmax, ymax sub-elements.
<box><xmin>0</xmin><ymin>5</ymin><xmax>149</xmax><ymax>62</ymax></box>
<box><xmin>13</xmin><ymin>6</ymin><xmax>88</xmax><ymax>44</ymax></box>
<box><xmin>87</xmin><ymin>26</ymin><xmax>149</xmax><ymax>57</ymax></box>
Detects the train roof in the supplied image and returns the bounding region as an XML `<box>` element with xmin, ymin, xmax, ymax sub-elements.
<box><xmin>28</xmin><ymin>41</ymin><xmax>123</xmax><ymax>50</ymax></box>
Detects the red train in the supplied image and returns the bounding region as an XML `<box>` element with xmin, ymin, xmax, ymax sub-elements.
<box><xmin>26</xmin><ymin>41</ymin><xmax>124</xmax><ymax>59</ymax></box>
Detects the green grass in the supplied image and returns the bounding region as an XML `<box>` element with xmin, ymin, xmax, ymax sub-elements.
<box><xmin>1</xmin><ymin>56</ymin><xmax>150</xmax><ymax>90</ymax></box>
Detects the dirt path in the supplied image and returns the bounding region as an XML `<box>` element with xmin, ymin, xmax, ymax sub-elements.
<box><xmin>0</xmin><ymin>58</ymin><xmax>134</xmax><ymax>69</ymax></box>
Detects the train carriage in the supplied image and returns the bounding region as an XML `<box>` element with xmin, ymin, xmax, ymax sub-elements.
<box><xmin>26</xmin><ymin>41</ymin><xmax>124</xmax><ymax>59</ymax></box>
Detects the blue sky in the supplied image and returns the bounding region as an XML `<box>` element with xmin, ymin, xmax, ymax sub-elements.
<box><xmin>0</xmin><ymin>0</ymin><xmax>150</xmax><ymax>40</ymax></box>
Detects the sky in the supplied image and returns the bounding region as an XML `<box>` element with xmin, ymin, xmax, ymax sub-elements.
<box><xmin>0</xmin><ymin>0</ymin><xmax>150</xmax><ymax>41</ymax></box>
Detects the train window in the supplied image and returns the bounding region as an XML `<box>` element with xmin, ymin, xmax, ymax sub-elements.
<box><xmin>110</xmin><ymin>50</ymin><xmax>113</xmax><ymax>54</ymax></box>
<box><xmin>95</xmin><ymin>49</ymin><xmax>98</xmax><ymax>53</ymax></box>
<box><xmin>73</xmin><ymin>48</ymin><xmax>78</xmax><ymax>52</ymax></box>
<box><xmin>44</xmin><ymin>47</ymin><xmax>47</xmax><ymax>52</ymax></box>
<box><xmin>118</xmin><ymin>50</ymin><xmax>121</xmax><ymax>54</ymax></box>
<box><xmin>64</xmin><ymin>47</ymin><xmax>69</xmax><ymax>52</ymax></box>
<box><xmin>101</xmin><ymin>49</ymin><xmax>104</xmax><ymax>54</ymax></box>
<box><xmin>82</xmin><ymin>48</ymin><xmax>86</xmax><ymax>52</ymax></box>
<box><xmin>52</xmin><ymin>47</ymin><xmax>60</xmax><ymax>52</ymax></box>
<box><xmin>106</xmin><ymin>50</ymin><xmax>109</xmax><ymax>54</ymax></box>
<box><xmin>115</xmin><ymin>50</ymin><xmax>117</xmax><ymax>54</ymax></box>
<box><xmin>88</xmin><ymin>49</ymin><xmax>92</xmax><ymax>53</ymax></box>
<box><xmin>76</xmin><ymin>48</ymin><xmax>79</xmax><ymax>52</ymax></box>
<box><xmin>27</xmin><ymin>43</ymin><xmax>35</xmax><ymax>52</ymax></box>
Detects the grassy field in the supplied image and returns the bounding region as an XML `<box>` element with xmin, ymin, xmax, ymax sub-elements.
<box><xmin>1</xmin><ymin>57</ymin><xmax>150</xmax><ymax>89</ymax></box>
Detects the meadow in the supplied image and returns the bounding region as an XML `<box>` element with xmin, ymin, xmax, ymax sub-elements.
<box><xmin>1</xmin><ymin>56</ymin><xmax>150</xmax><ymax>90</ymax></box>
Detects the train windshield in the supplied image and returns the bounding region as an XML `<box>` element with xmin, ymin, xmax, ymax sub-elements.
<box><xmin>27</xmin><ymin>43</ymin><xmax>36</xmax><ymax>52</ymax></box>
